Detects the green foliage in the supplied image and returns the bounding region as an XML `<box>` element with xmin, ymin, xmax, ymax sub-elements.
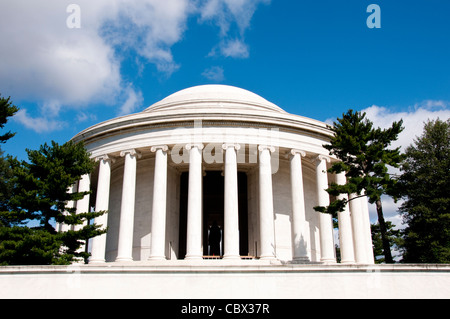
<box><xmin>0</xmin><ymin>94</ymin><xmax>18</xmax><ymax>143</ymax></box>
<box><xmin>0</xmin><ymin>93</ymin><xmax>18</xmax><ymax>228</ymax></box>
<box><xmin>314</xmin><ymin>109</ymin><xmax>404</xmax><ymax>263</ymax></box>
<box><xmin>0</xmin><ymin>93</ymin><xmax>106</xmax><ymax>265</ymax></box>
<box><xmin>371</xmin><ymin>221</ymin><xmax>402</xmax><ymax>263</ymax></box>
<box><xmin>0</xmin><ymin>226</ymin><xmax>62</xmax><ymax>265</ymax></box>
<box><xmin>399</xmin><ymin>119</ymin><xmax>450</xmax><ymax>263</ymax></box>
<box><xmin>314</xmin><ymin>110</ymin><xmax>404</xmax><ymax>213</ymax></box>
<box><xmin>315</xmin><ymin>110</ymin><xmax>404</xmax><ymax>214</ymax></box>
<box><xmin>9</xmin><ymin>141</ymin><xmax>97</xmax><ymax>229</ymax></box>
<box><xmin>0</xmin><ymin>141</ymin><xmax>107</xmax><ymax>265</ymax></box>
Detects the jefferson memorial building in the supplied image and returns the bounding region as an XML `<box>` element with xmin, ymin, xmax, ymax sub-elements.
<box><xmin>70</xmin><ymin>84</ymin><xmax>374</xmax><ymax>265</ymax></box>
<box><xmin>3</xmin><ymin>85</ymin><xmax>450</xmax><ymax>299</ymax></box>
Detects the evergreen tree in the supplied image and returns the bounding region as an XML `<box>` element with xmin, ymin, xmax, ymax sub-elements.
<box><xmin>0</xmin><ymin>94</ymin><xmax>19</xmax><ymax>143</ymax></box>
<box><xmin>0</xmin><ymin>141</ymin><xmax>107</xmax><ymax>265</ymax></box>
<box><xmin>314</xmin><ymin>109</ymin><xmax>404</xmax><ymax>263</ymax></box>
<box><xmin>371</xmin><ymin>221</ymin><xmax>402</xmax><ymax>263</ymax></box>
<box><xmin>0</xmin><ymin>94</ymin><xmax>18</xmax><ymax>228</ymax></box>
<box><xmin>399</xmin><ymin>118</ymin><xmax>450</xmax><ymax>263</ymax></box>
<box><xmin>0</xmin><ymin>94</ymin><xmax>106</xmax><ymax>265</ymax></box>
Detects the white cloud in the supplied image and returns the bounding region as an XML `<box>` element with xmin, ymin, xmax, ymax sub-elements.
<box><xmin>199</xmin><ymin>0</ymin><xmax>269</xmax><ymax>58</ymax></box>
<box><xmin>414</xmin><ymin>99</ymin><xmax>448</xmax><ymax>110</ymax></box>
<box><xmin>367</xmin><ymin>196</ymin><xmax>405</xmax><ymax>225</ymax></box>
<box><xmin>118</xmin><ymin>87</ymin><xmax>144</xmax><ymax>116</ymax></box>
<box><xmin>202</xmin><ymin>66</ymin><xmax>225</xmax><ymax>81</ymax></box>
<box><xmin>76</xmin><ymin>112</ymin><xmax>97</xmax><ymax>123</ymax></box>
<box><xmin>100</xmin><ymin>0</ymin><xmax>191</xmax><ymax>76</ymax></box>
<box><xmin>0</xmin><ymin>0</ymin><xmax>269</xmax><ymax>133</ymax></box>
<box><xmin>362</xmin><ymin>101</ymin><xmax>450</xmax><ymax>229</ymax></box>
<box><xmin>218</xmin><ymin>38</ymin><xmax>249</xmax><ymax>58</ymax></box>
<box><xmin>0</xmin><ymin>1</ymin><xmax>121</xmax><ymax>107</ymax></box>
<box><xmin>326</xmin><ymin>101</ymin><xmax>450</xmax><ymax>151</ymax></box>
<box><xmin>361</xmin><ymin>101</ymin><xmax>450</xmax><ymax>151</ymax></box>
<box><xmin>0</xmin><ymin>0</ymin><xmax>190</xmax><ymax>133</ymax></box>
<box><xmin>199</xmin><ymin>0</ymin><xmax>270</xmax><ymax>35</ymax></box>
<box><xmin>14</xmin><ymin>109</ymin><xmax>66</xmax><ymax>133</ymax></box>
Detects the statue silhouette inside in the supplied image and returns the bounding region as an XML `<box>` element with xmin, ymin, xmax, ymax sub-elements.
<box><xmin>209</xmin><ymin>221</ymin><xmax>222</xmax><ymax>256</ymax></box>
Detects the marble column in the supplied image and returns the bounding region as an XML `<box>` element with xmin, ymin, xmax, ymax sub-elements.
<box><xmin>149</xmin><ymin>145</ymin><xmax>169</xmax><ymax>260</ymax></box>
<box><xmin>290</xmin><ymin>149</ymin><xmax>309</xmax><ymax>262</ymax></box>
<box><xmin>222</xmin><ymin>143</ymin><xmax>241</xmax><ymax>260</ymax></box>
<box><xmin>349</xmin><ymin>193</ymin><xmax>366</xmax><ymax>264</ymax></box>
<box><xmin>185</xmin><ymin>143</ymin><xmax>204</xmax><ymax>260</ymax></box>
<box><xmin>75</xmin><ymin>175</ymin><xmax>90</xmax><ymax>222</ymax></box>
<box><xmin>315</xmin><ymin>155</ymin><xmax>336</xmax><ymax>263</ymax></box>
<box><xmin>60</xmin><ymin>183</ymin><xmax>77</xmax><ymax>232</ymax></box>
<box><xmin>358</xmin><ymin>192</ymin><xmax>375</xmax><ymax>264</ymax></box>
<box><xmin>258</xmin><ymin>145</ymin><xmax>276</xmax><ymax>260</ymax></box>
<box><xmin>75</xmin><ymin>174</ymin><xmax>90</xmax><ymax>255</ymax></box>
<box><xmin>335</xmin><ymin>172</ymin><xmax>355</xmax><ymax>264</ymax></box>
<box><xmin>89</xmin><ymin>155</ymin><xmax>113</xmax><ymax>264</ymax></box>
<box><xmin>116</xmin><ymin>149</ymin><xmax>141</xmax><ymax>262</ymax></box>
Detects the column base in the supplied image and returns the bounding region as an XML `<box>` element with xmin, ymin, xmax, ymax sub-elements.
<box><xmin>320</xmin><ymin>258</ymin><xmax>337</xmax><ymax>264</ymax></box>
<box><xmin>115</xmin><ymin>257</ymin><xmax>133</xmax><ymax>262</ymax></box>
<box><xmin>292</xmin><ymin>256</ymin><xmax>310</xmax><ymax>263</ymax></box>
<box><xmin>259</xmin><ymin>255</ymin><xmax>276</xmax><ymax>260</ymax></box>
<box><xmin>88</xmin><ymin>259</ymin><xmax>106</xmax><ymax>264</ymax></box>
<box><xmin>184</xmin><ymin>255</ymin><xmax>203</xmax><ymax>260</ymax></box>
<box><xmin>148</xmin><ymin>256</ymin><xmax>166</xmax><ymax>261</ymax></box>
<box><xmin>223</xmin><ymin>255</ymin><xmax>240</xmax><ymax>260</ymax></box>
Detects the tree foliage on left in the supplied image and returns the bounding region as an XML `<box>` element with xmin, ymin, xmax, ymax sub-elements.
<box><xmin>0</xmin><ymin>141</ymin><xmax>107</xmax><ymax>265</ymax></box>
<box><xmin>0</xmin><ymin>94</ymin><xmax>18</xmax><ymax>143</ymax></box>
<box><xmin>0</xmin><ymin>93</ymin><xmax>106</xmax><ymax>265</ymax></box>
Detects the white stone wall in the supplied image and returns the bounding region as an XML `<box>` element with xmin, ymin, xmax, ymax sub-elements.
<box><xmin>273</xmin><ymin>158</ymin><xmax>293</xmax><ymax>261</ymax></box>
<box><xmin>2</xmin><ymin>263</ymin><xmax>450</xmax><ymax>299</ymax></box>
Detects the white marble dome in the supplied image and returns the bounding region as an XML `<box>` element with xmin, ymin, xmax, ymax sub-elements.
<box><xmin>145</xmin><ymin>84</ymin><xmax>286</xmax><ymax>113</ymax></box>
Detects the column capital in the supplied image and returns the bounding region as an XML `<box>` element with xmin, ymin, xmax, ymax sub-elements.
<box><xmin>258</xmin><ymin>145</ymin><xmax>275</xmax><ymax>153</ymax></box>
<box><xmin>222</xmin><ymin>143</ymin><xmax>241</xmax><ymax>151</ymax></box>
<box><xmin>120</xmin><ymin>149</ymin><xmax>142</xmax><ymax>159</ymax></box>
<box><xmin>95</xmin><ymin>154</ymin><xmax>116</xmax><ymax>164</ymax></box>
<box><xmin>150</xmin><ymin>145</ymin><xmax>169</xmax><ymax>152</ymax></box>
<box><xmin>290</xmin><ymin>149</ymin><xmax>306</xmax><ymax>157</ymax></box>
<box><xmin>315</xmin><ymin>154</ymin><xmax>331</xmax><ymax>164</ymax></box>
<box><xmin>185</xmin><ymin>143</ymin><xmax>204</xmax><ymax>151</ymax></box>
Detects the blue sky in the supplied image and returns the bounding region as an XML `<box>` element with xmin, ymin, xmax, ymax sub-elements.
<box><xmin>1</xmin><ymin>1</ymin><xmax>449</xmax><ymax>226</ymax></box>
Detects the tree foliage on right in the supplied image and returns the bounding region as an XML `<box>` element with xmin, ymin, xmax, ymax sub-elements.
<box><xmin>315</xmin><ymin>109</ymin><xmax>404</xmax><ymax>263</ymax></box>
<box><xmin>399</xmin><ymin>118</ymin><xmax>450</xmax><ymax>263</ymax></box>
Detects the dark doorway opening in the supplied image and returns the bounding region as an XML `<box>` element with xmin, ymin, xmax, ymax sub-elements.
<box><xmin>178</xmin><ymin>171</ymin><xmax>248</xmax><ymax>259</ymax></box>
<box><xmin>178</xmin><ymin>172</ymin><xmax>188</xmax><ymax>259</ymax></box>
<box><xmin>238</xmin><ymin>172</ymin><xmax>249</xmax><ymax>256</ymax></box>
<box><xmin>203</xmin><ymin>171</ymin><xmax>224</xmax><ymax>256</ymax></box>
